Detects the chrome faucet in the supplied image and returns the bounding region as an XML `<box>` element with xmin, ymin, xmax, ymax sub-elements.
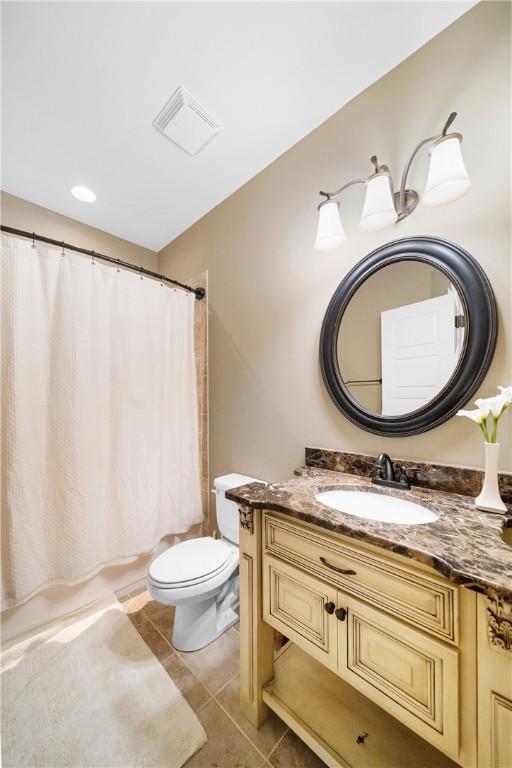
<box><xmin>372</xmin><ymin>453</ymin><xmax>421</xmax><ymax>490</ymax></box>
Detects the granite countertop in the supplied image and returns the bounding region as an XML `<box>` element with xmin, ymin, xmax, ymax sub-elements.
<box><xmin>227</xmin><ymin>466</ymin><xmax>512</xmax><ymax>603</ymax></box>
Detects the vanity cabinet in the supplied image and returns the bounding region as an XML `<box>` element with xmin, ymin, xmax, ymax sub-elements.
<box><xmin>262</xmin><ymin>537</ymin><xmax>460</xmax><ymax>759</ymax></box>
<box><xmin>239</xmin><ymin>507</ymin><xmax>509</xmax><ymax>768</ymax></box>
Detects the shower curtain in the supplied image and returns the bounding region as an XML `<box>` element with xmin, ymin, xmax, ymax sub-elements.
<box><xmin>1</xmin><ymin>235</ymin><xmax>202</xmax><ymax>608</ymax></box>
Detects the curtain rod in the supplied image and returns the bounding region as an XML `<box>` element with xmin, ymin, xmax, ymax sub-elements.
<box><xmin>0</xmin><ymin>225</ymin><xmax>205</xmax><ymax>300</ymax></box>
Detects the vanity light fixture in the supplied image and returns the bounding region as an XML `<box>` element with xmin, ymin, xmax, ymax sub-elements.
<box><xmin>314</xmin><ymin>112</ymin><xmax>470</xmax><ymax>250</ymax></box>
<box><xmin>422</xmin><ymin>134</ymin><xmax>471</xmax><ymax>207</ymax></box>
<box><xmin>315</xmin><ymin>199</ymin><xmax>346</xmax><ymax>250</ymax></box>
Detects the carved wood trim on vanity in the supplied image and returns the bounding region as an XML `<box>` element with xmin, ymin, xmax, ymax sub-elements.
<box><xmin>487</xmin><ymin>599</ymin><xmax>512</xmax><ymax>652</ymax></box>
<box><xmin>491</xmin><ymin>693</ymin><xmax>512</xmax><ymax>767</ymax></box>
<box><xmin>239</xmin><ymin>505</ymin><xmax>254</xmax><ymax>534</ymax></box>
<box><xmin>240</xmin><ymin>553</ymin><xmax>254</xmax><ymax>703</ymax></box>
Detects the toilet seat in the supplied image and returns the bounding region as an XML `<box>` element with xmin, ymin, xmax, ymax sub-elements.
<box><xmin>149</xmin><ymin>537</ymin><xmax>233</xmax><ymax>589</ymax></box>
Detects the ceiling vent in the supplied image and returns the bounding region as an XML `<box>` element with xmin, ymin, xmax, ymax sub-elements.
<box><xmin>153</xmin><ymin>86</ymin><xmax>223</xmax><ymax>156</ymax></box>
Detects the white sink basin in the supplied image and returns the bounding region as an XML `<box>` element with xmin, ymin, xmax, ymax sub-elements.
<box><xmin>315</xmin><ymin>489</ymin><xmax>439</xmax><ymax>525</ymax></box>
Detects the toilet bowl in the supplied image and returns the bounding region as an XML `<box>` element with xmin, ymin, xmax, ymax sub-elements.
<box><xmin>148</xmin><ymin>473</ymin><xmax>263</xmax><ymax>652</ymax></box>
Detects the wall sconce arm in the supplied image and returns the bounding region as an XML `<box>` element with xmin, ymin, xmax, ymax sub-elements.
<box><xmin>442</xmin><ymin>111</ymin><xmax>458</xmax><ymax>136</ymax></box>
<box><xmin>319</xmin><ymin>178</ymin><xmax>366</xmax><ymax>200</ymax></box>
<box><xmin>397</xmin><ymin>134</ymin><xmax>439</xmax><ymax>214</ymax></box>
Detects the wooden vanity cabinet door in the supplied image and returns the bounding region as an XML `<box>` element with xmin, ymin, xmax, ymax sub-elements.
<box><xmin>337</xmin><ymin>594</ymin><xmax>460</xmax><ymax>761</ymax></box>
<box><xmin>262</xmin><ymin>555</ymin><xmax>338</xmax><ymax>672</ymax></box>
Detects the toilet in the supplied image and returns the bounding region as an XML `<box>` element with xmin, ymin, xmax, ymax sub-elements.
<box><xmin>148</xmin><ymin>473</ymin><xmax>263</xmax><ymax>652</ymax></box>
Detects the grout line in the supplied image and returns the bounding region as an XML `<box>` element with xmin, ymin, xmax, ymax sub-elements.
<box><xmin>213</xmin><ymin>696</ymin><xmax>269</xmax><ymax>764</ymax></box>
<box><xmin>266</xmin><ymin>726</ymin><xmax>290</xmax><ymax>763</ymax></box>
<box><xmin>172</xmin><ymin>630</ymin><xmax>240</xmax><ymax>699</ymax></box>
<box><xmin>172</xmin><ymin>655</ymin><xmax>217</xmax><ymax>701</ymax></box>
<box><xmin>143</xmin><ymin>613</ymin><xmax>173</xmax><ymax>647</ymax></box>
<box><xmin>127</xmin><ymin>585</ymin><xmax>147</xmax><ymax>599</ymax></box>
<box><xmin>132</xmin><ymin>611</ymin><xmax>215</xmax><ymax>705</ymax></box>
<box><xmin>160</xmin><ymin>647</ymin><xmax>175</xmax><ymax>664</ymax></box>
<box><xmin>130</xmin><ymin>614</ymin><xmax>174</xmax><ymax>663</ymax></box>
<box><xmin>120</xmin><ymin>595</ymin><xmax>177</xmax><ymax>664</ymax></box>
<box><xmin>172</xmin><ymin>647</ymin><xmax>227</xmax><ymax>699</ymax></box>
<box><xmin>174</xmin><ymin>653</ymin><xmax>238</xmax><ymax>700</ymax></box>
<box><xmin>213</xmin><ymin>669</ymin><xmax>239</xmax><ymax>697</ymax></box>
<box><xmin>195</xmin><ymin>694</ymin><xmax>214</xmax><ymax>714</ymax></box>
<box><xmin>141</xmin><ymin>622</ymin><xmax>215</xmax><ymax>706</ymax></box>
<box><xmin>135</xmin><ymin>598</ymin><xmax>177</xmax><ymax>649</ymax></box>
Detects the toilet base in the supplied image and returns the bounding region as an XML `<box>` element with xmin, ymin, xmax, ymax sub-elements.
<box><xmin>172</xmin><ymin>573</ymin><xmax>239</xmax><ymax>652</ymax></box>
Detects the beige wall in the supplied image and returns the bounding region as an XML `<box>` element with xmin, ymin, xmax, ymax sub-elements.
<box><xmin>159</xmin><ymin>1</ymin><xmax>511</xmax><ymax>486</ymax></box>
<box><xmin>1</xmin><ymin>191</ymin><xmax>158</xmax><ymax>270</ymax></box>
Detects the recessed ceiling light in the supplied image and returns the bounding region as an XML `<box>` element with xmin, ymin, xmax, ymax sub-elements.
<box><xmin>71</xmin><ymin>185</ymin><xmax>96</xmax><ymax>203</ymax></box>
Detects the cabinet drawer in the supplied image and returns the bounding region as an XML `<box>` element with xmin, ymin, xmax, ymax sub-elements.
<box><xmin>339</xmin><ymin>596</ymin><xmax>459</xmax><ymax>760</ymax></box>
<box><xmin>262</xmin><ymin>555</ymin><xmax>337</xmax><ymax>671</ymax></box>
<box><xmin>264</xmin><ymin>512</ymin><xmax>457</xmax><ymax>643</ymax></box>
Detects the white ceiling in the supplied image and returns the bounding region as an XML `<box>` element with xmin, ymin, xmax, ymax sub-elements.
<box><xmin>1</xmin><ymin>1</ymin><xmax>475</xmax><ymax>251</ymax></box>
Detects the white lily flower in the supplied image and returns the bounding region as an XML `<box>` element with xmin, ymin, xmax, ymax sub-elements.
<box><xmin>460</xmin><ymin>390</ymin><xmax>509</xmax><ymax>444</ymax></box>
<box><xmin>482</xmin><ymin>394</ymin><xmax>509</xmax><ymax>419</ymax></box>
<box><xmin>474</xmin><ymin>398</ymin><xmax>492</xmax><ymax>417</ymax></box>
<box><xmin>498</xmin><ymin>385</ymin><xmax>512</xmax><ymax>402</ymax></box>
<box><xmin>457</xmin><ymin>407</ymin><xmax>488</xmax><ymax>424</ymax></box>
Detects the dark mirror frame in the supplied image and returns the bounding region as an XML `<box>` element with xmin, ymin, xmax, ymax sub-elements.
<box><xmin>320</xmin><ymin>236</ymin><xmax>498</xmax><ymax>437</ymax></box>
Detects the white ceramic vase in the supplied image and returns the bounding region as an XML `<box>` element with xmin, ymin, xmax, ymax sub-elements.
<box><xmin>475</xmin><ymin>442</ymin><xmax>507</xmax><ymax>514</ymax></box>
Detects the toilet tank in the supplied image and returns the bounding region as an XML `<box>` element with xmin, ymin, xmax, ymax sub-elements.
<box><xmin>213</xmin><ymin>473</ymin><xmax>264</xmax><ymax>544</ymax></box>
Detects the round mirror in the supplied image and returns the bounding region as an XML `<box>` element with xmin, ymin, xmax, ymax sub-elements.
<box><xmin>320</xmin><ymin>237</ymin><xmax>497</xmax><ymax>436</ymax></box>
<box><xmin>337</xmin><ymin>261</ymin><xmax>465</xmax><ymax>416</ymax></box>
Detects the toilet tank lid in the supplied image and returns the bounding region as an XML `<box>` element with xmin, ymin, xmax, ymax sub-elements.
<box><xmin>213</xmin><ymin>473</ymin><xmax>264</xmax><ymax>493</ymax></box>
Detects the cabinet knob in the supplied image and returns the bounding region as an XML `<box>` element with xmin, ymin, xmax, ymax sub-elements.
<box><xmin>324</xmin><ymin>601</ymin><xmax>335</xmax><ymax>614</ymax></box>
<box><xmin>335</xmin><ymin>607</ymin><xmax>347</xmax><ymax>621</ymax></box>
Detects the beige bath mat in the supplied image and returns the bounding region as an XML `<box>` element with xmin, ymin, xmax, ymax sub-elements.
<box><xmin>1</xmin><ymin>594</ymin><xmax>207</xmax><ymax>767</ymax></box>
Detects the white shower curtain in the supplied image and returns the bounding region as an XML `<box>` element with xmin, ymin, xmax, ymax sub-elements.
<box><xmin>1</xmin><ymin>235</ymin><xmax>202</xmax><ymax>608</ymax></box>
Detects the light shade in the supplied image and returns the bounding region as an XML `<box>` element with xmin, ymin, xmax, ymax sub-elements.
<box><xmin>422</xmin><ymin>135</ymin><xmax>471</xmax><ymax>207</ymax></box>
<box><xmin>314</xmin><ymin>199</ymin><xmax>345</xmax><ymax>251</ymax></box>
<box><xmin>359</xmin><ymin>173</ymin><xmax>398</xmax><ymax>231</ymax></box>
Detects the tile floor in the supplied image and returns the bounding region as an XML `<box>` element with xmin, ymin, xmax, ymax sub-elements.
<box><xmin>119</xmin><ymin>588</ymin><xmax>327</xmax><ymax>767</ymax></box>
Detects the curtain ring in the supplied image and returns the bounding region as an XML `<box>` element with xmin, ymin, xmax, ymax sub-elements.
<box><xmin>140</xmin><ymin>266</ymin><xmax>144</xmax><ymax>280</ymax></box>
<box><xmin>61</xmin><ymin>241</ymin><xmax>65</xmax><ymax>257</ymax></box>
<box><xmin>116</xmin><ymin>258</ymin><xmax>121</xmax><ymax>273</ymax></box>
<box><xmin>31</xmin><ymin>232</ymin><xmax>36</xmax><ymax>249</ymax></box>
<box><xmin>91</xmin><ymin>250</ymin><xmax>95</xmax><ymax>265</ymax></box>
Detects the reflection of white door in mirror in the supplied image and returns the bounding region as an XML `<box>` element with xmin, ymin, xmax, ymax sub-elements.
<box><xmin>381</xmin><ymin>293</ymin><xmax>462</xmax><ymax>416</ymax></box>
